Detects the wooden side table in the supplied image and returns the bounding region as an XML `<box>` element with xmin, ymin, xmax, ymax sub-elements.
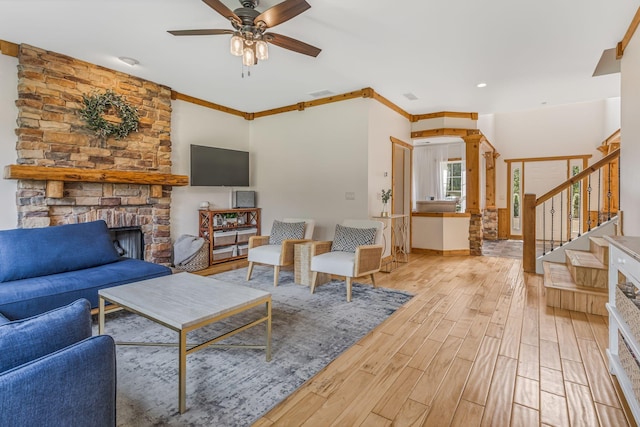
<box><xmin>294</xmin><ymin>242</ymin><xmax>330</xmax><ymax>286</ymax></box>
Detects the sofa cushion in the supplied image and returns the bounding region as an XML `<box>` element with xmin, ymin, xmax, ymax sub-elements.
<box><xmin>269</xmin><ymin>220</ymin><xmax>305</xmax><ymax>245</ymax></box>
<box><xmin>248</xmin><ymin>244</ymin><xmax>283</xmax><ymax>265</ymax></box>
<box><xmin>331</xmin><ymin>224</ymin><xmax>377</xmax><ymax>253</ymax></box>
<box><xmin>311</xmin><ymin>251</ymin><xmax>356</xmax><ymax>277</ymax></box>
<box><xmin>0</xmin><ymin>299</ymin><xmax>92</xmax><ymax>373</ymax></box>
<box><xmin>0</xmin><ymin>258</ymin><xmax>171</xmax><ymax>319</ymax></box>
<box><xmin>0</xmin><ymin>220</ymin><xmax>120</xmax><ymax>282</ymax></box>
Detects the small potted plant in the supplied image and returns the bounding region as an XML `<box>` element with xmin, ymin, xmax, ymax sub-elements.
<box><xmin>381</xmin><ymin>188</ymin><xmax>392</xmax><ymax>217</ymax></box>
<box><xmin>223</xmin><ymin>212</ymin><xmax>237</xmax><ymax>226</ymax></box>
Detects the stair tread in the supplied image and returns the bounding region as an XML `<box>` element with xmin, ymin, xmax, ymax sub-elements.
<box><xmin>589</xmin><ymin>236</ymin><xmax>609</xmax><ymax>248</ymax></box>
<box><xmin>565</xmin><ymin>249</ymin><xmax>607</xmax><ymax>270</ymax></box>
<box><xmin>543</xmin><ymin>262</ymin><xmax>608</xmax><ymax>295</ymax></box>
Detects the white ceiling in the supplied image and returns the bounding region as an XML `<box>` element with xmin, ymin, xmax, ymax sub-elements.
<box><xmin>0</xmin><ymin>0</ymin><xmax>637</xmax><ymax>115</ymax></box>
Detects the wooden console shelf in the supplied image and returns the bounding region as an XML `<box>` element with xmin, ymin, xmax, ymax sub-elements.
<box><xmin>199</xmin><ymin>208</ymin><xmax>261</xmax><ymax>265</ymax></box>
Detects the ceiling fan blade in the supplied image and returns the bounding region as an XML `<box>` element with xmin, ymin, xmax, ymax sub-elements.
<box><xmin>255</xmin><ymin>0</ymin><xmax>311</xmax><ymax>28</ymax></box>
<box><xmin>265</xmin><ymin>33</ymin><xmax>321</xmax><ymax>57</ymax></box>
<box><xmin>168</xmin><ymin>29</ymin><xmax>234</xmax><ymax>36</ymax></box>
<box><xmin>202</xmin><ymin>0</ymin><xmax>241</xmax><ymax>25</ymax></box>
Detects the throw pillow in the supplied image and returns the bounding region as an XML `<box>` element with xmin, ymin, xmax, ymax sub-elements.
<box><xmin>269</xmin><ymin>220</ymin><xmax>306</xmax><ymax>245</ymax></box>
<box><xmin>0</xmin><ymin>220</ymin><xmax>120</xmax><ymax>283</ymax></box>
<box><xmin>331</xmin><ymin>224</ymin><xmax>377</xmax><ymax>252</ymax></box>
<box><xmin>0</xmin><ymin>299</ymin><xmax>92</xmax><ymax>373</ymax></box>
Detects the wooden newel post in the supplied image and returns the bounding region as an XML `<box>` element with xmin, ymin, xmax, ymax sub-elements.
<box><xmin>523</xmin><ymin>193</ymin><xmax>537</xmax><ymax>273</ymax></box>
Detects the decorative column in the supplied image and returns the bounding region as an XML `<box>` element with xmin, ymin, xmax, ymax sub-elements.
<box><xmin>464</xmin><ymin>133</ymin><xmax>483</xmax><ymax>255</ymax></box>
<box><xmin>482</xmin><ymin>151</ymin><xmax>499</xmax><ymax>241</ymax></box>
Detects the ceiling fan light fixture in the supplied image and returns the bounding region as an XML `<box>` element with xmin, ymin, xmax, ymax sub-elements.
<box><xmin>168</xmin><ymin>0</ymin><xmax>321</xmax><ymax>73</ymax></box>
<box><xmin>256</xmin><ymin>40</ymin><xmax>269</xmax><ymax>61</ymax></box>
<box><xmin>230</xmin><ymin>34</ymin><xmax>244</xmax><ymax>56</ymax></box>
<box><xmin>242</xmin><ymin>45</ymin><xmax>255</xmax><ymax>66</ymax></box>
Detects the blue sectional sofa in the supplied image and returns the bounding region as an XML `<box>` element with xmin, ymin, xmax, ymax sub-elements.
<box><xmin>0</xmin><ymin>220</ymin><xmax>172</xmax><ymax>319</ymax></box>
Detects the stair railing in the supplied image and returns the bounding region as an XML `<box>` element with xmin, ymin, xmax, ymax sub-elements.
<box><xmin>523</xmin><ymin>148</ymin><xmax>620</xmax><ymax>272</ymax></box>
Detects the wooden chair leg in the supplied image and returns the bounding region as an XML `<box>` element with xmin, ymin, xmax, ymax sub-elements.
<box><xmin>246</xmin><ymin>262</ymin><xmax>254</xmax><ymax>281</ymax></box>
<box><xmin>346</xmin><ymin>277</ymin><xmax>352</xmax><ymax>302</ymax></box>
<box><xmin>370</xmin><ymin>273</ymin><xmax>376</xmax><ymax>287</ymax></box>
<box><xmin>273</xmin><ymin>266</ymin><xmax>280</xmax><ymax>287</ymax></box>
<box><xmin>310</xmin><ymin>271</ymin><xmax>318</xmax><ymax>294</ymax></box>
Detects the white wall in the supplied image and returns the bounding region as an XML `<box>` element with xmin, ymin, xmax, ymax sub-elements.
<box><xmin>621</xmin><ymin>29</ymin><xmax>640</xmax><ymax>235</ymax></box>
<box><xmin>170</xmin><ymin>100</ymin><xmax>250</xmax><ymax>239</ymax></box>
<box><xmin>480</xmin><ymin>99</ymin><xmax>620</xmax><ymax>209</ymax></box>
<box><xmin>171</xmin><ymin>97</ymin><xmax>407</xmax><ymax>243</ymax></box>
<box><xmin>367</xmin><ymin>100</ymin><xmax>411</xmax><ymax>213</ymax></box>
<box><xmin>0</xmin><ymin>54</ymin><xmax>18</xmax><ymax>230</ymax></box>
<box><xmin>367</xmin><ymin>100</ymin><xmax>412</xmax><ymax>256</ymax></box>
<box><xmin>250</xmin><ymin>99</ymin><xmax>370</xmax><ymax>240</ymax></box>
<box><xmin>477</xmin><ymin>114</ymin><xmax>496</xmax><ymax>144</ymax></box>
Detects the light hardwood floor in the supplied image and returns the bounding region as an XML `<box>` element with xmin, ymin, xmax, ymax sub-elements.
<box><xmin>202</xmin><ymin>253</ymin><xmax>636</xmax><ymax>426</ymax></box>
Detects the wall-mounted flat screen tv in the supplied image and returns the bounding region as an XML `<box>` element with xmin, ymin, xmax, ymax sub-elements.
<box><xmin>190</xmin><ymin>144</ymin><xmax>250</xmax><ymax>187</ymax></box>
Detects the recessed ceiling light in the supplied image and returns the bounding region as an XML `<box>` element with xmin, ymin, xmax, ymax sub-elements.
<box><xmin>118</xmin><ymin>56</ymin><xmax>139</xmax><ymax>67</ymax></box>
<box><xmin>403</xmin><ymin>92</ymin><xmax>419</xmax><ymax>101</ymax></box>
<box><xmin>309</xmin><ymin>89</ymin><xmax>334</xmax><ymax>98</ymax></box>
<box><xmin>541</xmin><ymin>101</ymin><xmax>548</xmax><ymax>105</ymax></box>
<box><xmin>476</xmin><ymin>82</ymin><xmax>487</xmax><ymax>88</ymax></box>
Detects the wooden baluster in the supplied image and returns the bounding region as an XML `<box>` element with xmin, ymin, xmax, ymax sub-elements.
<box><xmin>567</xmin><ymin>187</ymin><xmax>573</xmax><ymax>242</ymax></box>
<box><xmin>577</xmin><ymin>179</ymin><xmax>582</xmax><ymax>237</ymax></box>
<box><xmin>587</xmin><ymin>175</ymin><xmax>592</xmax><ymax>231</ymax></box>
<box><xmin>597</xmin><ymin>169</ymin><xmax>601</xmax><ymax>226</ymax></box>
<box><xmin>607</xmin><ymin>162</ymin><xmax>612</xmax><ymax>221</ymax></box>
<box><xmin>550</xmin><ymin>197</ymin><xmax>555</xmax><ymax>250</ymax></box>
<box><xmin>559</xmin><ymin>193</ymin><xmax>564</xmax><ymax>247</ymax></box>
<box><xmin>523</xmin><ymin>194</ymin><xmax>537</xmax><ymax>273</ymax></box>
<box><xmin>542</xmin><ymin>202</ymin><xmax>547</xmax><ymax>255</ymax></box>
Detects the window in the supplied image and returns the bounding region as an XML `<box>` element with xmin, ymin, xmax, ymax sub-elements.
<box><xmin>445</xmin><ymin>161</ymin><xmax>463</xmax><ymax>199</ymax></box>
<box><xmin>512</xmin><ymin>167</ymin><xmax>521</xmax><ymax>230</ymax></box>
<box><xmin>512</xmin><ymin>168</ymin><xmax>521</xmax><ymax>218</ymax></box>
<box><xmin>571</xmin><ymin>165</ymin><xmax>580</xmax><ymax>217</ymax></box>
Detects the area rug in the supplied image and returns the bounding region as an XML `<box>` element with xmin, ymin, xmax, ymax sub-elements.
<box><xmin>94</xmin><ymin>267</ymin><xmax>413</xmax><ymax>427</ymax></box>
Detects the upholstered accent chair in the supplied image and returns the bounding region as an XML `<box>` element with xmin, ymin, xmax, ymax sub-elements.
<box><xmin>0</xmin><ymin>299</ymin><xmax>116</xmax><ymax>426</ymax></box>
<box><xmin>246</xmin><ymin>218</ymin><xmax>315</xmax><ymax>287</ymax></box>
<box><xmin>310</xmin><ymin>219</ymin><xmax>384</xmax><ymax>302</ymax></box>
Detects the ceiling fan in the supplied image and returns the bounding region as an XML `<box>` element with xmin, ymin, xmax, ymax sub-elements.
<box><xmin>168</xmin><ymin>0</ymin><xmax>321</xmax><ymax>67</ymax></box>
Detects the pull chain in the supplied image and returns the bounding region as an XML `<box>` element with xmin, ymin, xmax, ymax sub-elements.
<box><xmin>241</xmin><ymin>64</ymin><xmax>251</xmax><ymax>78</ymax></box>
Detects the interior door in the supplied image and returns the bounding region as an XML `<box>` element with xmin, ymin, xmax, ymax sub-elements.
<box><xmin>393</xmin><ymin>145</ymin><xmax>405</xmax><ymax>214</ymax></box>
<box><xmin>392</xmin><ymin>142</ymin><xmax>411</xmax><ymax>256</ymax></box>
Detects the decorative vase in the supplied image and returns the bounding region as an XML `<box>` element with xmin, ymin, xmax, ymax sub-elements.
<box><xmin>381</xmin><ymin>204</ymin><xmax>389</xmax><ymax>217</ymax></box>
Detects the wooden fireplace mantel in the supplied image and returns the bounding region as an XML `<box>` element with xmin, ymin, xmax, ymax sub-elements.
<box><xmin>4</xmin><ymin>164</ymin><xmax>189</xmax><ymax>198</ymax></box>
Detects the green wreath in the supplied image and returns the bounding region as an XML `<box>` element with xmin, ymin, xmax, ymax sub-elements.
<box><xmin>79</xmin><ymin>90</ymin><xmax>139</xmax><ymax>139</ymax></box>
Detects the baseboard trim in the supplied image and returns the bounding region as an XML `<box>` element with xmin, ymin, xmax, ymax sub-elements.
<box><xmin>411</xmin><ymin>248</ymin><xmax>470</xmax><ymax>256</ymax></box>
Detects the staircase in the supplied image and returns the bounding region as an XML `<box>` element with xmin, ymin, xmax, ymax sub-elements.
<box><xmin>543</xmin><ymin>236</ymin><xmax>609</xmax><ymax>315</ymax></box>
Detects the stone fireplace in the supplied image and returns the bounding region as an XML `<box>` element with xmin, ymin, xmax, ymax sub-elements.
<box><xmin>109</xmin><ymin>226</ymin><xmax>144</xmax><ymax>260</ymax></box>
<box><xmin>9</xmin><ymin>44</ymin><xmax>186</xmax><ymax>265</ymax></box>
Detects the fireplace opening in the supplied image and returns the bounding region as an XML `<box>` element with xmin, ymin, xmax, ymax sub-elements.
<box><xmin>109</xmin><ymin>226</ymin><xmax>144</xmax><ymax>260</ymax></box>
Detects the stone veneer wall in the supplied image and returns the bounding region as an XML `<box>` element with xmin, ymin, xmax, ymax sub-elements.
<box><xmin>14</xmin><ymin>44</ymin><xmax>173</xmax><ymax>264</ymax></box>
<box><xmin>469</xmin><ymin>213</ymin><xmax>483</xmax><ymax>255</ymax></box>
<box><xmin>482</xmin><ymin>207</ymin><xmax>498</xmax><ymax>241</ymax></box>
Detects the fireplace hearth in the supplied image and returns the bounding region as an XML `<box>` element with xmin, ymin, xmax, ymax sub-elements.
<box><xmin>109</xmin><ymin>226</ymin><xmax>143</xmax><ymax>260</ymax></box>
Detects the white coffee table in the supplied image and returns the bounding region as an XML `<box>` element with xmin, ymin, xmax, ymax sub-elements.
<box><xmin>98</xmin><ymin>272</ymin><xmax>272</xmax><ymax>414</ymax></box>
